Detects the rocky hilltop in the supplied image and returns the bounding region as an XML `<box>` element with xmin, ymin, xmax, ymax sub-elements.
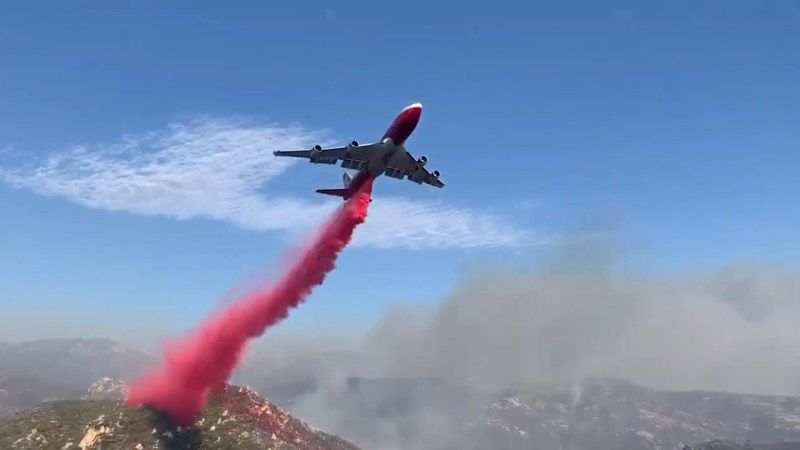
<box><xmin>82</xmin><ymin>377</ymin><xmax>130</xmax><ymax>401</ymax></box>
<box><xmin>0</xmin><ymin>384</ymin><xmax>362</xmax><ymax>450</ymax></box>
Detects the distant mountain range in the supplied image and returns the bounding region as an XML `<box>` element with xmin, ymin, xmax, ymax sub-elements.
<box><xmin>3</xmin><ymin>337</ymin><xmax>800</xmax><ymax>450</ymax></box>
<box><xmin>0</xmin><ymin>338</ymin><xmax>152</xmax><ymax>418</ymax></box>
<box><xmin>0</xmin><ymin>338</ymin><xmax>152</xmax><ymax>387</ymax></box>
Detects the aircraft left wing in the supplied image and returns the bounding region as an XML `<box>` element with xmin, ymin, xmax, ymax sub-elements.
<box><xmin>273</xmin><ymin>143</ymin><xmax>379</xmax><ymax>171</ymax></box>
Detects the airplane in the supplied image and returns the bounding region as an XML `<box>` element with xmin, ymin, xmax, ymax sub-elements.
<box><xmin>272</xmin><ymin>102</ymin><xmax>444</xmax><ymax>200</ymax></box>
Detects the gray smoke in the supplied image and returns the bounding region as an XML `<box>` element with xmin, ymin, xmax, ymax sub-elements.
<box><xmin>360</xmin><ymin>265</ymin><xmax>800</xmax><ymax>395</ymax></box>
<box><xmin>283</xmin><ymin>248</ymin><xmax>800</xmax><ymax>449</ymax></box>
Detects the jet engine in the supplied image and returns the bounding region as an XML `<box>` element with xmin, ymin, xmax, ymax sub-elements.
<box><xmin>417</xmin><ymin>156</ymin><xmax>428</xmax><ymax>166</ymax></box>
<box><xmin>312</xmin><ymin>144</ymin><xmax>323</xmax><ymax>153</ymax></box>
<box><xmin>432</xmin><ymin>170</ymin><xmax>440</xmax><ymax>178</ymax></box>
<box><xmin>347</xmin><ymin>140</ymin><xmax>359</xmax><ymax>148</ymax></box>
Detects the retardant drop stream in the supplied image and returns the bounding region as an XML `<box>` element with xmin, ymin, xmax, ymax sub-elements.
<box><xmin>126</xmin><ymin>176</ymin><xmax>375</xmax><ymax>426</ymax></box>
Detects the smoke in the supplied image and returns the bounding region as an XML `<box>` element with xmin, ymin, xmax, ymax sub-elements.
<box><xmin>126</xmin><ymin>177</ymin><xmax>374</xmax><ymax>425</ymax></box>
<box><xmin>362</xmin><ymin>265</ymin><xmax>800</xmax><ymax>395</ymax></box>
<box><xmin>278</xmin><ymin>234</ymin><xmax>800</xmax><ymax>450</ymax></box>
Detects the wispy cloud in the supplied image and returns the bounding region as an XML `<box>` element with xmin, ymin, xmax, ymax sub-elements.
<box><xmin>0</xmin><ymin>116</ymin><xmax>543</xmax><ymax>249</ymax></box>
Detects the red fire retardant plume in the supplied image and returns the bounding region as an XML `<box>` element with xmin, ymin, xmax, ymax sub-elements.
<box><xmin>126</xmin><ymin>177</ymin><xmax>375</xmax><ymax>426</ymax></box>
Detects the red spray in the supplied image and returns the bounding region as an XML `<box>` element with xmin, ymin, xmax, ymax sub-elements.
<box><xmin>126</xmin><ymin>176</ymin><xmax>375</xmax><ymax>426</ymax></box>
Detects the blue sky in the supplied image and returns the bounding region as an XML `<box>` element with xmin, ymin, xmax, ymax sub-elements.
<box><xmin>1</xmin><ymin>1</ymin><xmax>798</xmax><ymax>342</ymax></box>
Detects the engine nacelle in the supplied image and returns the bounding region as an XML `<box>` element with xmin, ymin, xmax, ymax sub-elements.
<box><xmin>432</xmin><ymin>170</ymin><xmax>440</xmax><ymax>178</ymax></box>
<box><xmin>346</xmin><ymin>140</ymin><xmax>359</xmax><ymax>148</ymax></box>
<box><xmin>312</xmin><ymin>144</ymin><xmax>323</xmax><ymax>153</ymax></box>
<box><xmin>417</xmin><ymin>155</ymin><xmax>428</xmax><ymax>166</ymax></box>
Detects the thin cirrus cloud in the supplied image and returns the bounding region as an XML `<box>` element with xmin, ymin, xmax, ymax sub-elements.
<box><xmin>0</xmin><ymin>116</ymin><xmax>542</xmax><ymax>249</ymax></box>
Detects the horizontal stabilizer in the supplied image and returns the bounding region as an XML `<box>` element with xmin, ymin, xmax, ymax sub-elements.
<box><xmin>315</xmin><ymin>188</ymin><xmax>349</xmax><ymax>199</ymax></box>
<box><xmin>315</xmin><ymin>186</ymin><xmax>372</xmax><ymax>202</ymax></box>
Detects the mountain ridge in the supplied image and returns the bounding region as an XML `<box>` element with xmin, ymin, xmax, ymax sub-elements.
<box><xmin>0</xmin><ymin>383</ymin><xmax>362</xmax><ymax>450</ymax></box>
<box><xmin>4</xmin><ymin>337</ymin><xmax>800</xmax><ymax>449</ymax></box>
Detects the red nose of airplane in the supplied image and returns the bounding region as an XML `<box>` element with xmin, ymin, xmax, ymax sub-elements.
<box><xmin>405</xmin><ymin>102</ymin><xmax>422</xmax><ymax>116</ymax></box>
<box><xmin>403</xmin><ymin>102</ymin><xmax>422</xmax><ymax>124</ymax></box>
<box><xmin>383</xmin><ymin>102</ymin><xmax>424</xmax><ymax>145</ymax></box>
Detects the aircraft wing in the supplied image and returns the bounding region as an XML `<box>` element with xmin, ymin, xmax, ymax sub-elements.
<box><xmin>385</xmin><ymin>151</ymin><xmax>445</xmax><ymax>188</ymax></box>
<box><xmin>273</xmin><ymin>143</ymin><xmax>380</xmax><ymax>171</ymax></box>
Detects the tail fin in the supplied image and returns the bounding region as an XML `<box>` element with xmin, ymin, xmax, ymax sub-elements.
<box><xmin>342</xmin><ymin>171</ymin><xmax>353</xmax><ymax>188</ymax></box>
<box><xmin>315</xmin><ymin>188</ymin><xmax>350</xmax><ymax>200</ymax></box>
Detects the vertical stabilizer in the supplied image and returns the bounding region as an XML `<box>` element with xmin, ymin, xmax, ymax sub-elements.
<box><xmin>342</xmin><ymin>171</ymin><xmax>353</xmax><ymax>188</ymax></box>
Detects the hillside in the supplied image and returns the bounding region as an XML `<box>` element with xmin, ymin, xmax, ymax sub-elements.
<box><xmin>460</xmin><ymin>377</ymin><xmax>800</xmax><ymax>450</ymax></box>
<box><xmin>0</xmin><ymin>383</ymin><xmax>362</xmax><ymax>450</ymax></box>
<box><xmin>684</xmin><ymin>440</ymin><xmax>800</xmax><ymax>450</ymax></box>
<box><xmin>5</xmin><ymin>338</ymin><xmax>800</xmax><ymax>449</ymax></box>
<box><xmin>287</xmin><ymin>376</ymin><xmax>800</xmax><ymax>450</ymax></box>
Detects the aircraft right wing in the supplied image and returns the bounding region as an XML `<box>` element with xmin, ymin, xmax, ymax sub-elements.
<box><xmin>390</xmin><ymin>151</ymin><xmax>445</xmax><ymax>188</ymax></box>
<box><xmin>273</xmin><ymin>142</ymin><xmax>380</xmax><ymax>171</ymax></box>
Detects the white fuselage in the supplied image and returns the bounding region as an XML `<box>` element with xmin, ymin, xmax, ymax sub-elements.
<box><xmin>365</xmin><ymin>139</ymin><xmax>407</xmax><ymax>176</ymax></box>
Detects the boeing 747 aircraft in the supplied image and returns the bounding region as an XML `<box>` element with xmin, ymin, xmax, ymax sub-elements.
<box><xmin>273</xmin><ymin>102</ymin><xmax>444</xmax><ymax>200</ymax></box>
